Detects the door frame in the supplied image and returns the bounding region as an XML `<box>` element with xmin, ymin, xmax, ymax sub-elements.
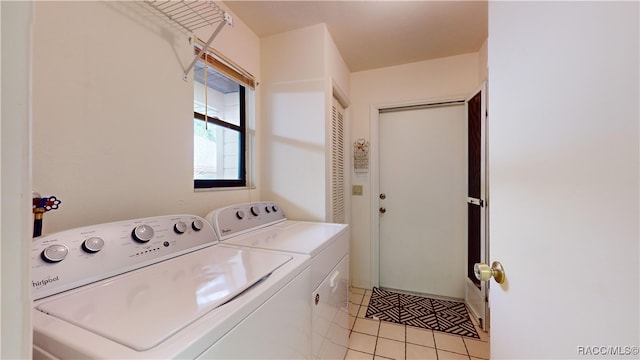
<box><xmin>464</xmin><ymin>80</ymin><xmax>490</xmax><ymax>330</ymax></box>
<box><xmin>369</xmin><ymin>95</ymin><xmax>468</xmax><ymax>289</ymax></box>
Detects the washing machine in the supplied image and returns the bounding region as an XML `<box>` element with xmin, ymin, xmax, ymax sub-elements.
<box><xmin>31</xmin><ymin>214</ymin><xmax>311</xmax><ymax>359</ymax></box>
<box><xmin>206</xmin><ymin>201</ymin><xmax>350</xmax><ymax>360</ymax></box>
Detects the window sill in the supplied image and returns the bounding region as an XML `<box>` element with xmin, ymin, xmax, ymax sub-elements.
<box><xmin>193</xmin><ymin>185</ymin><xmax>256</xmax><ymax>193</ymax></box>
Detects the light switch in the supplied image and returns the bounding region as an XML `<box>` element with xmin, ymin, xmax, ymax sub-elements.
<box><xmin>352</xmin><ymin>185</ymin><xmax>363</xmax><ymax>196</ymax></box>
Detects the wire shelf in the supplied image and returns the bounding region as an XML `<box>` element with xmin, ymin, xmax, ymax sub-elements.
<box><xmin>144</xmin><ymin>0</ymin><xmax>232</xmax><ymax>80</ymax></box>
<box><xmin>144</xmin><ymin>0</ymin><xmax>227</xmax><ymax>33</ymax></box>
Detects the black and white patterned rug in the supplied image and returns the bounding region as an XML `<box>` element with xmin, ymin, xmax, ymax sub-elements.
<box><xmin>365</xmin><ymin>287</ymin><xmax>480</xmax><ymax>339</ymax></box>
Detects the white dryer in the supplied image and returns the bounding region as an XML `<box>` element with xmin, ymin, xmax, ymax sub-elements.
<box><xmin>31</xmin><ymin>214</ymin><xmax>311</xmax><ymax>359</ymax></box>
<box><xmin>206</xmin><ymin>201</ymin><xmax>350</xmax><ymax>360</ymax></box>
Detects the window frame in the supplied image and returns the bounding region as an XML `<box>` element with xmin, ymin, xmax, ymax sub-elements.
<box><xmin>193</xmin><ymin>65</ymin><xmax>247</xmax><ymax>189</ymax></box>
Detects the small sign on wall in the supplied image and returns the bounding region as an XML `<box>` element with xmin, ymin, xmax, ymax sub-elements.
<box><xmin>354</xmin><ymin>138</ymin><xmax>369</xmax><ymax>173</ymax></box>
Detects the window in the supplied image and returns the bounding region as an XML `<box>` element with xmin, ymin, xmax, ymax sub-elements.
<box><xmin>193</xmin><ymin>47</ymin><xmax>254</xmax><ymax>189</ymax></box>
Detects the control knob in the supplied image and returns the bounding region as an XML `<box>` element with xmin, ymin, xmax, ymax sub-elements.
<box><xmin>41</xmin><ymin>244</ymin><xmax>69</xmax><ymax>263</ymax></box>
<box><xmin>132</xmin><ymin>224</ymin><xmax>154</xmax><ymax>243</ymax></box>
<box><xmin>191</xmin><ymin>219</ymin><xmax>204</xmax><ymax>231</ymax></box>
<box><xmin>174</xmin><ymin>221</ymin><xmax>187</xmax><ymax>234</ymax></box>
<box><xmin>250</xmin><ymin>206</ymin><xmax>260</xmax><ymax>217</ymax></box>
<box><xmin>82</xmin><ymin>237</ymin><xmax>105</xmax><ymax>253</ymax></box>
<box><xmin>236</xmin><ymin>210</ymin><xmax>245</xmax><ymax>220</ymax></box>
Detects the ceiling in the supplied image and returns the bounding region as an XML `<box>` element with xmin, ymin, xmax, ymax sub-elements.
<box><xmin>222</xmin><ymin>0</ymin><xmax>488</xmax><ymax>72</ymax></box>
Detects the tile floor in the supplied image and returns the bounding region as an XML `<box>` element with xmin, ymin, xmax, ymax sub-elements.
<box><xmin>346</xmin><ymin>288</ymin><xmax>490</xmax><ymax>360</ymax></box>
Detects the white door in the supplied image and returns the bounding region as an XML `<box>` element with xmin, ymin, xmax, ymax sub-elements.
<box><xmin>378</xmin><ymin>103</ymin><xmax>467</xmax><ymax>298</ymax></box>
<box><xmin>2</xmin><ymin>2</ymin><xmax>35</xmax><ymax>358</ymax></box>
<box><xmin>488</xmin><ymin>2</ymin><xmax>639</xmax><ymax>358</ymax></box>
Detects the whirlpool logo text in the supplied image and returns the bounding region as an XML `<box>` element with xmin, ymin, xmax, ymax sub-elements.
<box><xmin>32</xmin><ymin>275</ymin><xmax>59</xmax><ymax>289</ymax></box>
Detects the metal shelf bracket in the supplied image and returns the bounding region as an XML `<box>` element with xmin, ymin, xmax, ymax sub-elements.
<box><xmin>143</xmin><ymin>0</ymin><xmax>232</xmax><ymax>81</ymax></box>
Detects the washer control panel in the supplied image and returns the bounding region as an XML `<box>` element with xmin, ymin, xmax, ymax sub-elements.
<box><xmin>31</xmin><ymin>215</ymin><xmax>215</xmax><ymax>300</ymax></box>
<box><xmin>206</xmin><ymin>201</ymin><xmax>286</xmax><ymax>241</ymax></box>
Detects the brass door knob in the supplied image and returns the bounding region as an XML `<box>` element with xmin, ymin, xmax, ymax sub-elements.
<box><xmin>474</xmin><ymin>261</ymin><xmax>505</xmax><ymax>284</ymax></box>
<box><xmin>379</xmin><ymin>207</ymin><xmax>386</xmax><ymax>214</ymax></box>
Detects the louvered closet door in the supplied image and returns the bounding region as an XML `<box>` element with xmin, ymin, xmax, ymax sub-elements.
<box><xmin>331</xmin><ymin>97</ymin><xmax>345</xmax><ymax>224</ymax></box>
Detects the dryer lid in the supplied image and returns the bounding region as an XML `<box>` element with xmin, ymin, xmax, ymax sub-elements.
<box><xmin>224</xmin><ymin>221</ymin><xmax>348</xmax><ymax>256</ymax></box>
<box><xmin>35</xmin><ymin>245</ymin><xmax>292</xmax><ymax>351</ymax></box>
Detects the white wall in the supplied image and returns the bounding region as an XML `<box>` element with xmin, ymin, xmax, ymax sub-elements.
<box><xmin>478</xmin><ymin>39</ymin><xmax>488</xmax><ymax>82</ymax></box>
<box><xmin>261</xmin><ymin>23</ymin><xmax>351</xmax><ymax>221</ymax></box>
<box><xmin>32</xmin><ymin>1</ymin><xmax>261</xmax><ymax>233</ymax></box>
<box><xmin>324</xmin><ymin>24</ymin><xmax>351</xmax><ymax>99</ymax></box>
<box><xmin>324</xmin><ymin>25</ymin><xmax>352</xmax><ymax>223</ymax></box>
<box><xmin>349</xmin><ymin>53</ymin><xmax>482</xmax><ymax>289</ymax></box>
<box><xmin>1</xmin><ymin>2</ymin><xmax>33</xmax><ymax>358</ymax></box>
<box><xmin>261</xmin><ymin>24</ymin><xmax>326</xmax><ymax>221</ymax></box>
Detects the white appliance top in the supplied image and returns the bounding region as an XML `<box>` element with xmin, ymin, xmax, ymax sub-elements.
<box><xmin>31</xmin><ymin>214</ymin><xmax>293</xmax><ymax>352</ymax></box>
<box><xmin>36</xmin><ymin>245</ymin><xmax>291</xmax><ymax>351</ymax></box>
<box><xmin>224</xmin><ymin>221</ymin><xmax>347</xmax><ymax>256</ymax></box>
<box><xmin>207</xmin><ymin>201</ymin><xmax>348</xmax><ymax>257</ymax></box>
<box><xmin>31</xmin><ymin>214</ymin><xmax>218</xmax><ymax>300</ymax></box>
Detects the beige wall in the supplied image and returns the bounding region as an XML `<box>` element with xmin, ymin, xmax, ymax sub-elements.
<box><xmin>324</xmin><ymin>25</ymin><xmax>351</xmax><ymax>97</ymax></box>
<box><xmin>349</xmin><ymin>52</ymin><xmax>484</xmax><ymax>288</ymax></box>
<box><xmin>261</xmin><ymin>24</ymin><xmax>351</xmax><ymax>221</ymax></box>
<box><xmin>324</xmin><ymin>25</ymin><xmax>352</xmax><ymax>223</ymax></box>
<box><xmin>478</xmin><ymin>38</ymin><xmax>488</xmax><ymax>81</ymax></box>
<box><xmin>32</xmin><ymin>2</ymin><xmax>261</xmax><ymax>233</ymax></box>
<box><xmin>9</xmin><ymin>0</ymin><xmax>488</xmax><ymax>354</ymax></box>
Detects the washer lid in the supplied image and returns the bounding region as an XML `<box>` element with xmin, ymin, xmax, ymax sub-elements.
<box><xmin>224</xmin><ymin>221</ymin><xmax>348</xmax><ymax>256</ymax></box>
<box><xmin>35</xmin><ymin>245</ymin><xmax>292</xmax><ymax>352</ymax></box>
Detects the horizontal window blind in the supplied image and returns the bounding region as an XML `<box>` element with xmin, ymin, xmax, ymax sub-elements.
<box><xmin>195</xmin><ymin>38</ymin><xmax>255</xmax><ymax>89</ymax></box>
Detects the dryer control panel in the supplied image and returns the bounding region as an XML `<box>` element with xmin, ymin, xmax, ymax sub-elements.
<box><xmin>31</xmin><ymin>215</ymin><xmax>217</xmax><ymax>300</ymax></box>
<box><xmin>206</xmin><ymin>201</ymin><xmax>286</xmax><ymax>241</ymax></box>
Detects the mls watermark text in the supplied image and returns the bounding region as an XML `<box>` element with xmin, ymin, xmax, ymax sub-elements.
<box><xmin>577</xmin><ymin>346</ymin><xmax>639</xmax><ymax>357</ymax></box>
